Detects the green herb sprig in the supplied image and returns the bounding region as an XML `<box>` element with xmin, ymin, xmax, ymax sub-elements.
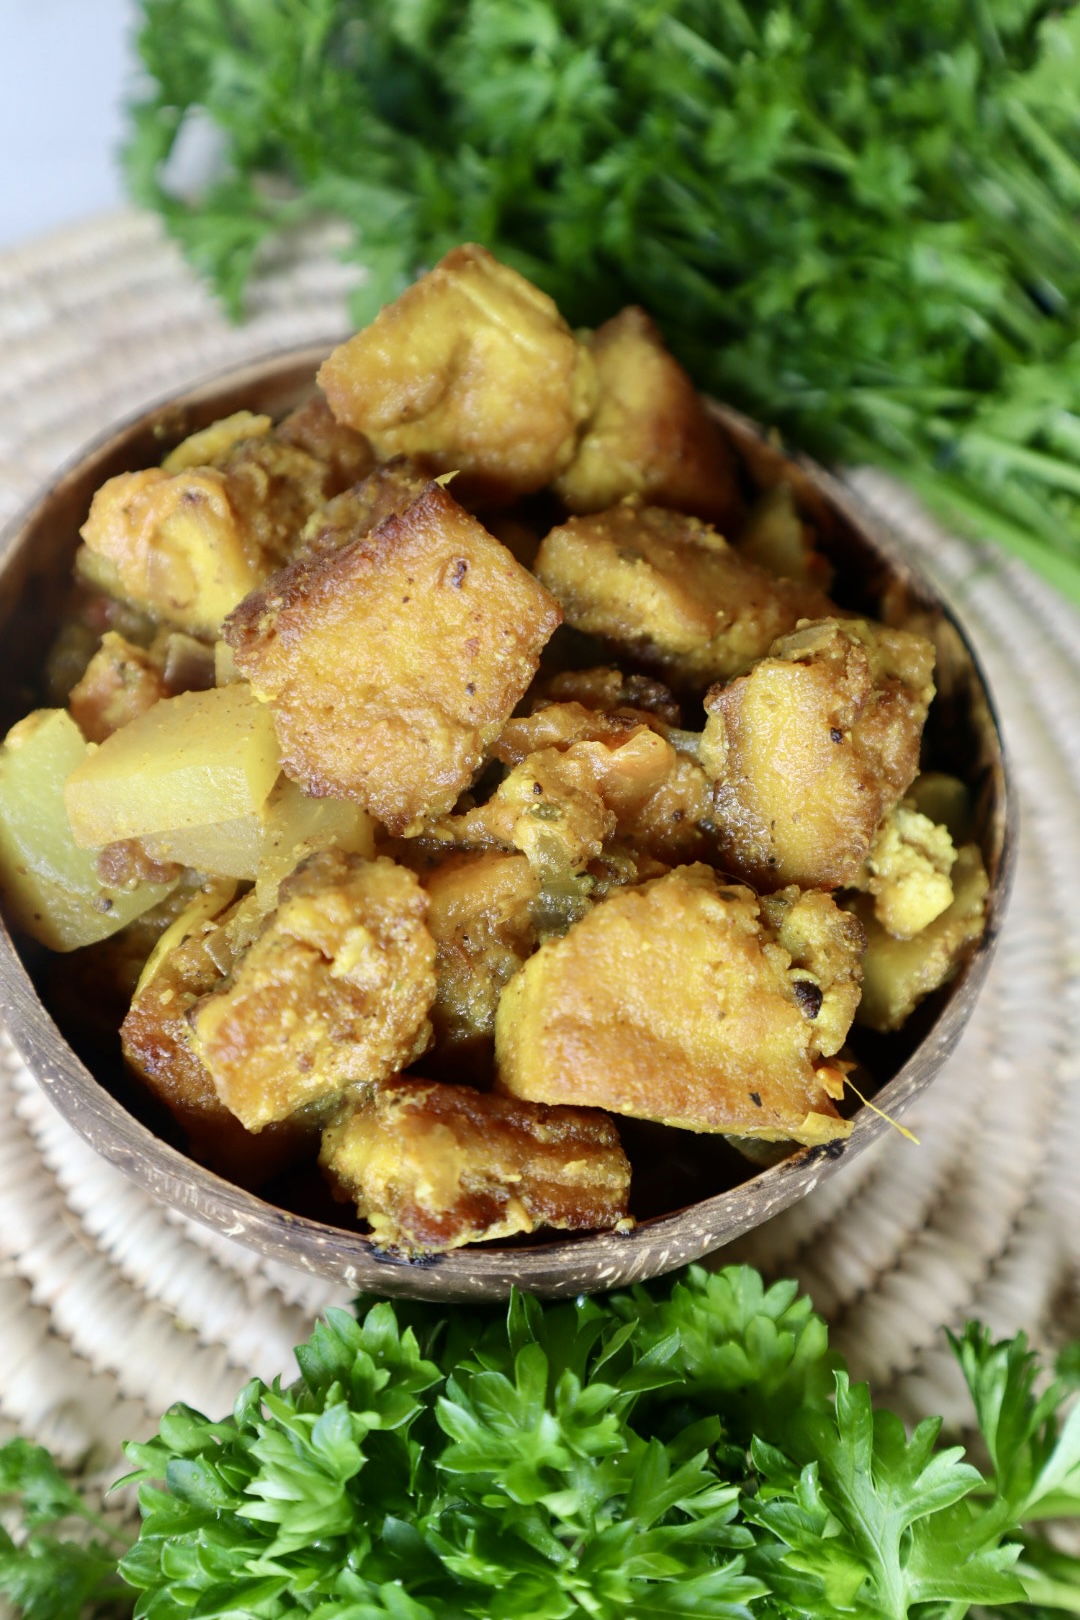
<box><xmin>126</xmin><ymin>0</ymin><xmax>1080</xmax><ymax>603</ymax></box>
<box><xmin>4</xmin><ymin>1265</ymin><xmax>1080</xmax><ymax>1617</ymax></box>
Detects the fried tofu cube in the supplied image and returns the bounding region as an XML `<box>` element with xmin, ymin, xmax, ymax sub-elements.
<box><xmin>737</xmin><ymin>482</ymin><xmax>832</xmax><ymax>590</ymax></box>
<box><xmin>702</xmin><ymin>618</ymin><xmax>936</xmax><ymax>891</ymax></box>
<box><xmin>554</xmin><ymin>306</ymin><xmax>741</xmax><ymax>526</ymax></box>
<box><xmin>122</xmin><ymin>882</ymin><xmax>313</xmax><ymax>1186</ymax></box>
<box><xmin>191</xmin><ymin>852</ymin><xmax>436</xmax><ymax>1131</ymax></box>
<box><xmin>495</xmin><ymin>864</ymin><xmax>859</xmax><ymax>1144</ymax></box>
<box><xmin>534</xmin><ymin>502</ymin><xmax>834</xmax><ymax>688</ymax></box>
<box><xmin>274</xmin><ymin>394</ymin><xmax>375</xmax><ymax>490</ymax></box>
<box><xmin>225</xmin><ymin>481</ymin><xmax>562</xmax><ymax>833</ymax></box>
<box><xmin>68</xmin><ymin>631</ymin><xmax>169</xmax><ymax>743</ymax></box>
<box><xmin>847</xmin><ymin>843</ymin><xmax>989</xmax><ymax>1031</ymax></box>
<box><xmin>854</xmin><ymin>804</ymin><xmax>957</xmax><ymax>939</ymax></box>
<box><xmin>317</xmin><ymin>244</ymin><xmax>598</xmax><ymax>504</ymax></box>
<box><xmin>422</xmin><ymin>851</ymin><xmax>539</xmax><ymax>1065</ymax></box>
<box><xmin>78</xmin><ymin>404</ymin><xmax>373</xmax><ymax>635</ymax></box>
<box><xmin>319</xmin><ymin>1079</ymin><xmax>631</xmax><ymax>1254</ymax></box>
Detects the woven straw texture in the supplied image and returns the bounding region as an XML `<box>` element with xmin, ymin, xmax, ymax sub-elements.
<box><xmin>1</xmin><ymin>210</ymin><xmax>1079</xmax><ymax>1494</ymax></box>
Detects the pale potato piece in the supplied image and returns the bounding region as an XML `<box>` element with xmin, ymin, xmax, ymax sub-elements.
<box><xmin>495</xmin><ymin>864</ymin><xmax>858</xmax><ymax>1144</ymax></box>
<box><xmin>68</xmin><ymin>631</ymin><xmax>169</xmax><ymax>743</ymax></box>
<box><xmin>225</xmin><ymin>481</ymin><xmax>562</xmax><ymax>833</ymax></box>
<box><xmin>320</xmin><ymin>1079</ymin><xmax>631</xmax><ymax>1254</ymax></box>
<box><xmin>702</xmin><ymin>617</ymin><xmax>936</xmax><ymax>891</ymax></box>
<box><xmin>318</xmin><ymin>243</ymin><xmax>598</xmax><ymax>503</ymax></box>
<box><xmin>0</xmin><ymin>710</ymin><xmax>178</xmax><ymax>951</ymax></box>
<box><xmin>848</xmin><ymin>844</ymin><xmax>989</xmax><ymax>1032</ymax></box>
<box><xmin>554</xmin><ymin>305</ymin><xmax>741</xmax><ymax>526</ymax></box>
<box><xmin>64</xmin><ymin>684</ymin><xmax>280</xmax><ymax>849</ymax></box>
<box><xmin>422</xmin><ymin>850</ymin><xmax>539</xmax><ymax>1064</ymax></box>
<box><xmin>535</xmin><ymin>501</ymin><xmax>834</xmax><ymax>687</ymax></box>
<box><xmin>140</xmin><ymin>774</ymin><xmax>374</xmax><ymax>891</ymax></box>
<box><xmin>191</xmin><ymin>851</ymin><xmax>436</xmax><ymax>1131</ymax></box>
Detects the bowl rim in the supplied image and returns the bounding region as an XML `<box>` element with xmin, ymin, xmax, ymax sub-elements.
<box><xmin>0</xmin><ymin>345</ymin><xmax>1018</xmax><ymax>1301</ymax></box>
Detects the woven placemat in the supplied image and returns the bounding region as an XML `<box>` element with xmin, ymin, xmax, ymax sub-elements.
<box><xmin>1</xmin><ymin>210</ymin><xmax>1079</xmax><ymax>1491</ymax></box>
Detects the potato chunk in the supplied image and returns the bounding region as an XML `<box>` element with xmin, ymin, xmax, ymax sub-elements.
<box><xmin>64</xmin><ymin>683</ymin><xmax>280</xmax><ymax>849</ymax></box>
<box><xmin>191</xmin><ymin>852</ymin><xmax>436</xmax><ymax>1131</ymax></box>
<box><xmin>0</xmin><ymin>709</ymin><xmax>177</xmax><ymax>951</ymax></box>
<box><xmin>423</xmin><ymin>851</ymin><xmax>539</xmax><ymax>1066</ymax></box>
<box><xmin>317</xmin><ymin>244</ymin><xmax>598</xmax><ymax>504</ymax></box>
<box><xmin>122</xmin><ymin>883</ymin><xmax>313</xmax><ymax>1185</ymax></box>
<box><xmin>225</xmin><ymin>481</ymin><xmax>562</xmax><ymax>833</ymax></box>
<box><xmin>320</xmin><ymin>1079</ymin><xmax>631</xmax><ymax>1254</ymax></box>
<box><xmin>68</xmin><ymin>631</ymin><xmax>169</xmax><ymax>743</ymax></box>
<box><xmin>495</xmin><ymin>865</ymin><xmax>859</xmax><ymax>1144</ymax></box>
<box><xmin>535</xmin><ymin>502</ymin><xmax>834</xmax><ymax>687</ymax></box>
<box><xmin>847</xmin><ymin>843</ymin><xmax>989</xmax><ymax>1032</ymax></box>
<box><xmin>702</xmin><ymin>618</ymin><xmax>936</xmax><ymax>891</ymax></box>
<box><xmin>554</xmin><ymin>306</ymin><xmax>741</xmax><ymax>526</ymax></box>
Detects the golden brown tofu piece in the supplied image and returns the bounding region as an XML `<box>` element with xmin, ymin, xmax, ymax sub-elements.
<box><xmin>554</xmin><ymin>306</ymin><xmax>741</xmax><ymax>527</ymax></box>
<box><xmin>191</xmin><ymin>851</ymin><xmax>436</xmax><ymax>1131</ymax></box>
<box><xmin>121</xmin><ymin>886</ymin><xmax>311</xmax><ymax>1186</ymax></box>
<box><xmin>422</xmin><ymin>850</ymin><xmax>539</xmax><ymax>1067</ymax></box>
<box><xmin>702</xmin><ymin>618</ymin><xmax>936</xmax><ymax>891</ymax></box>
<box><xmin>495</xmin><ymin>864</ymin><xmax>858</xmax><ymax>1145</ymax></box>
<box><xmin>274</xmin><ymin>394</ymin><xmax>375</xmax><ymax>490</ymax></box>
<box><xmin>77</xmin><ymin>410</ymin><xmax>371</xmax><ymax>636</ymax></box>
<box><xmin>535</xmin><ymin>502</ymin><xmax>834</xmax><ymax>688</ymax></box>
<box><xmin>320</xmin><ymin>1079</ymin><xmax>631</xmax><ymax>1254</ymax></box>
<box><xmin>225</xmin><ymin>482</ymin><xmax>562</xmax><ymax>833</ymax></box>
<box><xmin>295</xmin><ymin>457</ymin><xmax>430</xmax><ymax>560</ymax></box>
<box><xmin>318</xmin><ymin>244</ymin><xmax>598</xmax><ymax>504</ymax></box>
<box><xmin>68</xmin><ymin>631</ymin><xmax>169</xmax><ymax>743</ymax></box>
<box><xmin>847</xmin><ymin>843</ymin><xmax>988</xmax><ymax>1032</ymax></box>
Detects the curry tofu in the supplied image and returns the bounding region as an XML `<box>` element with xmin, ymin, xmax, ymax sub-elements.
<box><xmin>0</xmin><ymin>243</ymin><xmax>990</xmax><ymax>1255</ymax></box>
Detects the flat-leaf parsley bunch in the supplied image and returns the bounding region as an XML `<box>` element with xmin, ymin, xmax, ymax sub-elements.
<box><xmin>127</xmin><ymin>0</ymin><xmax>1080</xmax><ymax>602</ymax></box>
<box><xmin>3</xmin><ymin>1265</ymin><xmax>1080</xmax><ymax>1616</ymax></box>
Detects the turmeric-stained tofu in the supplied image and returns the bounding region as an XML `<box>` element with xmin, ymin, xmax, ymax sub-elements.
<box><xmin>442</xmin><ymin>708</ymin><xmax>712</xmax><ymax>874</ymax></box>
<box><xmin>535</xmin><ymin>502</ymin><xmax>834</xmax><ymax>688</ymax></box>
<box><xmin>317</xmin><ymin>244</ymin><xmax>597</xmax><ymax>504</ymax></box>
<box><xmin>702</xmin><ymin>618</ymin><xmax>936</xmax><ymax>891</ymax></box>
<box><xmin>191</xmin><ymin>852</ymin><xmax>435</xmax><ymax>1131</ymax></box>
<box><xmin>274</xmin><ymin>394</ymin><xmax>375</xmax><ymax>490</ymax></box>
<box><xmin>736</xmin><ymin>482</ymin><xmax>832</xmax><ymax>591</ymax></box>
<box><xmin>225</xmin><ymin>481</ymin><xmax>562</xmax><ymax>833</ymax></box>
<box><xmin>64</xmin><ymin>684</ymin><xmax>280</xmax><ymax>849</ymax></box>
<box><xmin>320</xmin><ymin>1079</ymin><xmax>630</xmax><ymax>1254</ymax></box>
<box><xmin>495</xmin><ymin>865</ymin><xmax>859</xmax><ymax>1144</ymax></box>
<box><xmin>68</xmin><ymin>631</ymin><xmax>169</xmax><ymax>743</ymax></box>
<box><xmin>78</xmin><ymin>404</ymin><xmax>372</xmax><ymax>635</ymax></box>
<box><xmin>854</xmin><ymin>804</ymin><xmax>957</xmax><ymax>939</ymax></box>
<box><xmin>423</xmin><ymin>851</ymin><xmax>539</xmax><ymax>1065</ymax></box>
<box><xmin>847</xmin><ymin>843</ymin><xmax>988</xmax><ymax>1032</ymax></box>
<box><xmin>554</xmin><ymin>306</ymin><xmax>740</xmax><ymax>526</ymax></box>
<box><xmin>122</xmin><ymin>883</ymin><xmax>313</xmax><ymax>1186</ymax></box>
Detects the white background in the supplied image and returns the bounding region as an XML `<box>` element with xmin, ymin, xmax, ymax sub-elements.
<box><xmin>0</xmin><ymin>0</ymin><xmax>137</xmax><ymax>249</ymax></box>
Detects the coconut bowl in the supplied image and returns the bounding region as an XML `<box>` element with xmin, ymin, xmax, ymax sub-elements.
<box><xmin>0</xmin><ymin>346</ymin><xmax>1014</xmax><ymax>1301</ymax></box>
